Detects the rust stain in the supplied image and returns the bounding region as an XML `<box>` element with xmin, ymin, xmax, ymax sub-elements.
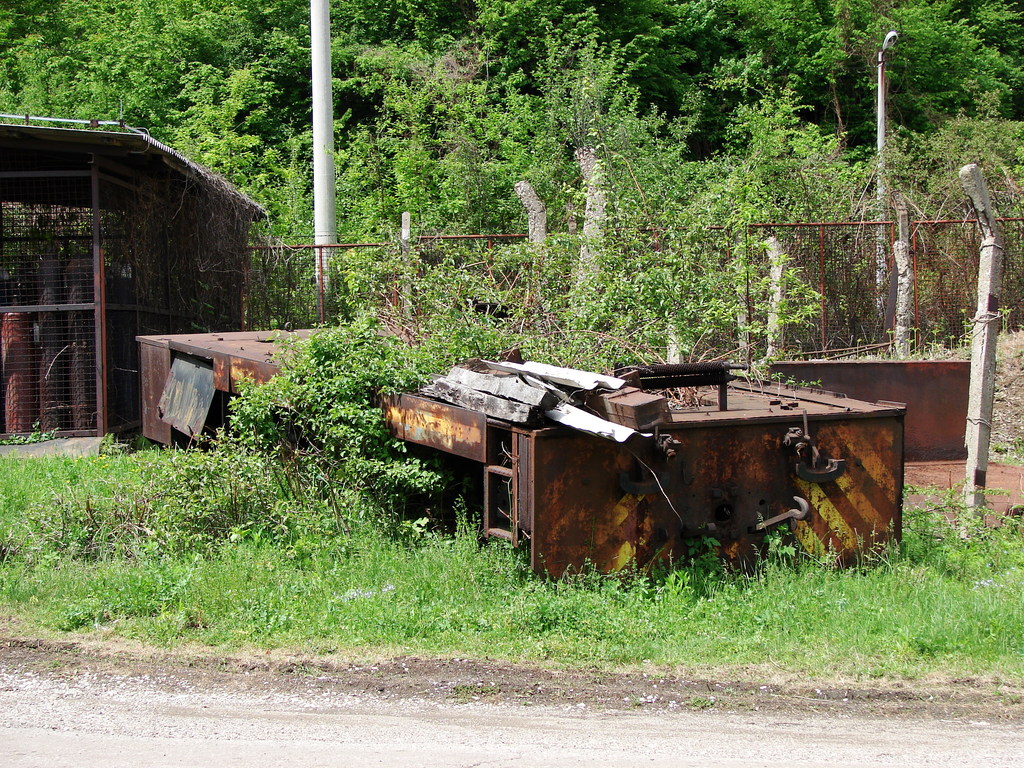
<box><xmin>230</xmin><ymin>358</ymin><xmax>279</xmax><ymax>391</ymax></box>
<box><xmin>405</xmin><ymin>408</ymin><xmax>482</xmax><ymax>451</ymax></box>
<box><xmin>384</xmin><ymin>395</ymin><xmax>487</xmax><ymax>462</ymax></box>
<box><xmin>854</xmin><ymin>443</ymin><xmax>898</xmax><ymax>500</ymax></box>
<box><xmin>721</xmin><ymin>540</ymin><xmax>743</xmax><ymax>561</ymax></box>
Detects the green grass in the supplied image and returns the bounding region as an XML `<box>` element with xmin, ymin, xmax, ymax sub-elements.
<box><xmin>2</xmin><ymin>453</ymin><xmax>1024</xmax><ymax>680</ymax></box>
<box><xmin>0</xmin><ymin>452</ymin><xmax>150</xmax><ymax>543</ymax></box>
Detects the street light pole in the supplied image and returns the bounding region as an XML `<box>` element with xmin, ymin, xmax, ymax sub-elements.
<box><xmin>311</xmin><ymin>0</ymin><xmax>336</xmax><ymax>313</ymax></box>
<box><xmin>876</xmin><ymin>30</ymin><xmax>898</xmax><ymax>216</ymax></box>
<box><xmin>876</xmin><ymin>30</ymin><xmax>898</xmax><ymax>314</ymax></box>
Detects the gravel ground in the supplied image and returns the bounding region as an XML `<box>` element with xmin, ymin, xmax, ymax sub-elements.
<box><xmin>2</xmin><ymin>636</ymin><xmax>1024</xmax><ymax>767</ymax></box>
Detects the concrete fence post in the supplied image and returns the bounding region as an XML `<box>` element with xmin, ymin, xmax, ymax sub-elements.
<box><xmin>959</xmin><ymin>164</ymin><xmax>1005</xmax><ymax>512</ymax></box>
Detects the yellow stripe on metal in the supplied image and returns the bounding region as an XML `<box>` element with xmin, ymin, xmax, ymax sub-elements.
<box><xmin>793</xmin><ymin>520</ymin><xmax>826</xmax><ymax>559</ymax></box>
<box><xmin>853</xmin><ymin>444</ymin><xmax>898</xmax><ymax>499</ymax></box>
<box><xmin>834</xmin><ymin>472</ymin><xmax>886</xmax><ymax>531</ymax></box>
<box><xmin>613</xmin><ymin>541</ymin><xmax>636</xmax><ymax>570</ymax></box>
<box><xmin>794</xmin><ymin>478</ymin><xmax>859</xmax><ymax>551</ymax></box>
<box><xmin>611</xmin><ymin>494</ymin><xmax>637</xmax><ymax>527</ymax></box>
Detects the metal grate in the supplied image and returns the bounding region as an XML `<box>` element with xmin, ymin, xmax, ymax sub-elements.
<box><xmin>0</xmin><ymin>194</ymin><xmax>98</xmax><ymax>434</ymax></box>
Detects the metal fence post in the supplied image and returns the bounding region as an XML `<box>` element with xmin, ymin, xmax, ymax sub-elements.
<box><xmin>316</xmin><ymin>245</ymin><xmax>326</xmax><ymax>324</ymax></box>
<box><xmin>818</xmin><ymin>225</ymin><xmax>826</xmax><ymax>350</ymax></box>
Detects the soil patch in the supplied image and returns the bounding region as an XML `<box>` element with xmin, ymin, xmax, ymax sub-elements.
<box><xmin>2</xmin><ymin>634</ymin><xmax>1022</xmax><ymax>723</ymax></box>
<box><xmin>905</xmin><ymin>330</ymin><xmax>1024</xmax><ymax>513</ymax></box>
<box><xmin>992</xmin><ymin>330</ymin><xmax>1024</xmax><ymax>456</ymax></box>
<box><xmin>905</xmin><ymin>461</ymin><xmax>1024</xmax><ymax>514</ymax></box>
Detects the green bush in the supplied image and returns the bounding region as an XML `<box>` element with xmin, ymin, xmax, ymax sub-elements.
<box><xmin>23</xmin><ymin>447</ymin><xmax>351</xmax><ymax>561</ymax></box>
<box><xmin>228</xmin><ymin>318</ymin><xmax>498</xmax><ymax>514</ymax></box>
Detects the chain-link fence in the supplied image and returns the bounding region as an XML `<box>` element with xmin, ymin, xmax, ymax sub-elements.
<box><xmin>246</xmin><ymin>235</ymin><xmax>530</xmax><ymax>332</ymax></box>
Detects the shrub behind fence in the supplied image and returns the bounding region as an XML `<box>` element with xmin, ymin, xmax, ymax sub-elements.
<box><xmin>247</xmin><ymin>218</ymin><xmax>1023</xmax><ymax>358</ymax></box>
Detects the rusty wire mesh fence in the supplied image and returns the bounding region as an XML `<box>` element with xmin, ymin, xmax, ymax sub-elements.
<box><xmin>247</xmin><ymin>219</ymin><xmax>1023</xmax><ymax>359</ymax></box>
<box><xmin>747</xmin><ymin>219</ymin><xmax>1024</xmax><ymax>354</ymax></box>
<box><xmin>0</xmin><ymin>166</ymin><xmax>99</xmax><ymax>435</ymax></box>
<box><xmin>246</xmin><ymin>235</ymin><xmax>531</xmax><ymax>332</ymax></box>
<box><xmin>1</xmin><ymin>148</ymin><xmax>254</xmax><ymax>437</ymax></box>
<box><xmin>744</xmin><ymin>222</ymin><xmax>890</xmax><ymax>353</ymax></box>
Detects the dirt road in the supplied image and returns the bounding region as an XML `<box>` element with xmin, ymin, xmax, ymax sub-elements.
<box><xmin>2</xmin><ymin>638</ymin><xmax>1022</xmax><ymax>767</ymax></box>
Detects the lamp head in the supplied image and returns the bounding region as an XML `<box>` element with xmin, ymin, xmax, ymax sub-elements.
<box><xmin>882</xmin><ymin>30</ymin><xmax>899</xmax><ymax>51</ymax></box>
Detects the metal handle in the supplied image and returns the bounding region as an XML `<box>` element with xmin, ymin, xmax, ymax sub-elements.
<box><xmin>752</xmin><ymin>496</ymin><xmax>810</xmax><ymax>532</ymax></box>
<box><xmin>795</xmin><ymin>458</ymin><xmax>845</xmax><ymax>483</ymax></box>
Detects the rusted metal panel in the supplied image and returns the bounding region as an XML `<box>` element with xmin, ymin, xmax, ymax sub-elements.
<box><xmin>530</xmin><ymin>431</ymin><xmax>643</xmax><ymax>576</ymax></box>
<box><xmin>772</xmin><ymin>360</ymin><xmax>968</xmax><ymax>460</ymax></box>
<box><xmin>515</xmin><ymin>432</ymin><xmax>534</xmax><ymax>534</ymax></box>
<box><xmin>382</xmin><ymin>377</ymin><xmax>904</xmax><ymax>576</ymax></box>
<box><xmin>382</xmin><ymin>393</ymin><xmax>487</xmax><ymax>462</ymax></box>
<box><xmin>790</xmin><ymin>417</ymin><xmax>903</xmax><ymax>563</ymax></box>
<box><xmin>379</xmin><ymin>379</ymin><xmax>904</xmax><ymax>578</ymax></box>
<box><xmin>583</xmin><ymin>387</ymin><xmax>670</xmax><ymax>430</ymax></box>
<box><xmin>526</xmin><ymin>409</ymin><xmax>903</xmax><ymax>577</ymax></box>
<box><xmin>139</xmin><ymin>340</ymin><xmax>171</xmax><ymax>444</ymax></box>
<box><xmin>213</xmin><ymin>357</ymin><xmax>230</xmax><ymax>392</ymax></box>
<box><xmin>157</xmin><ymin>353</ymin><xmax>215</xmax><ymax>438</ymax></box>
<box><xmin>229</xmin><ymin>357</ymin><xmax>281</xmax><ymax>392</ymax></box>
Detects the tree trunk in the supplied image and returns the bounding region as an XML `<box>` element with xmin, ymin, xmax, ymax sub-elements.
<box><xmin>514</xmin><ymin>181</ymin><xmax>547</xmax><ymax>243</ymax></box>
<box><xmin>575</xmin><ymin>146</ymin><xmax>605</xmax><ymax>286</ymax></box>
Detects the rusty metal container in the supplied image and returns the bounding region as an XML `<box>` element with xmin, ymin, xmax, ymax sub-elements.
<box><xmin>136</xmin><ymin>331</ymin><xmax>904</xmax><ymax>577</ymax></box>
<box><xmin>386</xmin><ymin>385</ymin><xmax>904</xmax><ymax>577</ymax></box>
<box><xmin>137</xmin><ymin>330</ymin><xmax>310</xmax><ymax>443</ymax></box>
<box><xmin>772</xmin><ymin>360</ymin><xmax>968</xmax><ymax>460</ymax></box>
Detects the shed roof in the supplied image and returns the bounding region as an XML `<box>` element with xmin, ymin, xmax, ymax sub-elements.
<box><xmin>0</xmin><ymin>121</ymin><xmax>264</xmax><ymax>217</ymax></box>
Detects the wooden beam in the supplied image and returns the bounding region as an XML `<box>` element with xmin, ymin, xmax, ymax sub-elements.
<box><xmin>446</xmin><ymin>366</ymin><xmax>556</xmax><ymax>408</ymax></box>
<box><xmin>584</xmin><ymin>386</ymin><xmax>670</xmax><ymax>431</ymax></box>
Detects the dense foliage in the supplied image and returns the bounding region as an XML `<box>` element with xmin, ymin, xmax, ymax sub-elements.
<box><xmin>3</xmin><ymin>1</ymin><xmax>1024</xmax><ymax>237</ymax></box>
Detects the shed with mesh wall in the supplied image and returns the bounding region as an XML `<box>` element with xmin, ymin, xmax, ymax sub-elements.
<box><xmin>0</xmin><ymin>121</ymin><xmax>262</xmax><ymax>437</ymax></box>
